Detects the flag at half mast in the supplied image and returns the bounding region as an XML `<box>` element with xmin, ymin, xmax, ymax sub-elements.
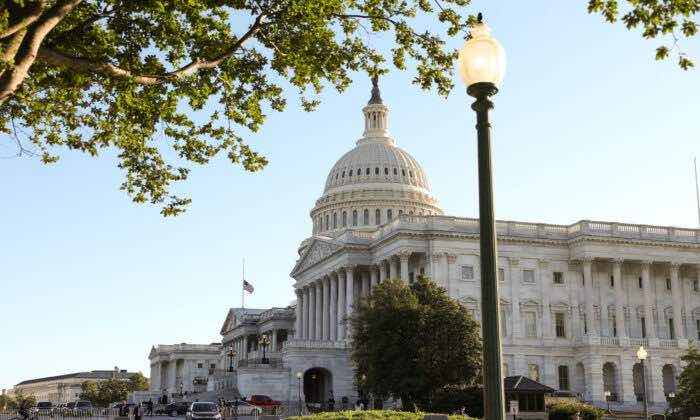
<box><xmin>243</xmin><ymin>279</ymin><xmax>254</xmax><ymax>293</ymax></box>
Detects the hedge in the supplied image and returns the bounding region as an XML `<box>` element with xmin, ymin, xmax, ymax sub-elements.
<box><xmin>288</xmin><ymin>410</ymin><xmax>474</xmax><ymax>420</ymax></box>
<box><xmin>548</xmin><ymin>402</ymin><xmax>604</xmax><ymax>420</ymax></box>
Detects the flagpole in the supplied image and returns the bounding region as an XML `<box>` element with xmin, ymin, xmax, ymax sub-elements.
<box><xmin>242</xmin><ymin>258</ymin><xmax>245</xmax><ymax>309</ymax></box>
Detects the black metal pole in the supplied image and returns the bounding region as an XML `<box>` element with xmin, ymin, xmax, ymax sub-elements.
<box><xmin>641</xmin><ymin>359</ymin><xmax>648</xmax><ymax>420</ymax></box>
<box><xmin>468</xmin><ymin>81</ymin><xmax>505</xmax><ymax>420</ymax></box>
<box><xmin>298</xmin><ymin>377</ymin><xmax>302</xmax><ymax>416</ymax></box>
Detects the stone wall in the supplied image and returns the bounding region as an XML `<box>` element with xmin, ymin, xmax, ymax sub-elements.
<box><xmin>237</xmin><ymin>368</ymin><xmax>291</xmax><ymax>402</ymax></box>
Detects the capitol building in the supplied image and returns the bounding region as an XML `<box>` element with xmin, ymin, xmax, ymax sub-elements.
<box><xmin>150</xmin><ymin>82</ymin><xmax>700</xmax><ymax>412</ymax></box>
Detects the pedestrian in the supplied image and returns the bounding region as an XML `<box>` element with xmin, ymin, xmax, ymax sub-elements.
<box><xmin>327</xmin><ymin>391</ymin><xmax>335</xmax><ymax>411</ymax></box>
<box><xmin>147</xmin><ymin>399</ymin><xmax>154</xmax><ymax>416</ymax></box>
<box><xmin>133</xmin><ymin>403</ymin><xmax>142</xmax><ymax>420</ymax></box>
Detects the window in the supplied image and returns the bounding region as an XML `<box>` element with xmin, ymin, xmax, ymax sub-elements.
<box><xmin>384</xmin><ymin>167</ymin><xmax>388</xmax><ymax>175</ymax></box>
<box><xmin>461</xmin><ymin>265</ymin><xmax>474</xmax><ymax>281</ymax></box>
<box><xmin>694</xmin><ymin>279</ymin><xmax>699</xmax><ymax>292</ymax></box>
<box><xmin>398</xmin><ymin>209</ymin><xmax>403</xmax><ymax>216</ymax></box>
<box><xmin>525</xmin><ymin>312</ymin><xmax>537</xmax><ymax>337</ymax></box>
<box><xmin>402</xmin><ymin>169</ymin><xmax>406</xmax><ymax>176</ymax></box>
<box><xmin>342</xmin><ymin>211</ymin><xmax>347</xmax><ymax>227</ymax></box>
<box><xmin>363</xmin><ymin>209</ymin><xmax>369</xmax><ymax>225</ymax></box>
<box><xmin>375</xmin><ymin>209</ymin><xmax>381</xmax><ymax>225</ymax></box>
<box><xmin>409</xmin><ymin>171</ymin><xmax>413</xmax><ymax>177</ymax></box>
<box><xmin>375</xmin><ymin>167</ymin><xmax>379</xmax><ymax>175</ymax></box>
<box><xmin>349</xmin><ymin>169</ymin><xmax>352</xmax><ymax>177</ymax></box>
<box><xmin>641</xmin><ymin>317</ymin><xmax>647</xmax><ymax>338</ymax></box>
<box><xmin>357</xmin><ymin>168</ymin><xmax>361</xmax><ymax>176</ymax></box>
<box><xmin>611</xmin><ymin>314</ymin><xmax>617</xmax><ymax>337</ymax></box>
<box><xmin>333</xmin><ymin>213</ymin><xmax>337</xmax><ymax>229</ymax></box>
<box><xmin>210</xmin><ymin>363</ymin><xmax>216</xmax><ymax>369</ymax></box>
<box><xmin>523</xmin><ymin>269</ymin><xmax>535</xmax><ymax>283</ymax></box>
<box><xmin>669</xmin><ymin>318</ymin><xmax>675</xmax><ymax>339</ymax></box>
<box><xmin>366</xmin><ymin>167</ymin><xmax>370</xmax><ymax>175</ymax></box>
<box><xmin>555</xmin><ymin>313</ymin><xmax>566</xmax><ymax>338</ymax></box>
<box><xmin>197</xmin><ymin>363</ymin><xmax>204</xmax><ymax>369</ymax></box>
<box><xmin>352</xmin><ymin>210</ymin><xmax>358</xmax><ymax>226</ymax></box>
<box><xmin>666</xmin><ymin>278</ymin><xmax>672</xmax><ymax>291</ymax></box>
<box><xmin>341</xmin><ymin>170</ymin><xmax>345</xmax><ymax>178</ymax></box>
<box><xmin>610</xmin><ymin>275</ymin><xmax>615</xmax><ymax>288</ymax></box>
<box><xmin>583</xmin><ymin>315</ymin><xmax>588</xmax><ymax>334</ymax></box>
<box><xmin>558</xmin><ymin>366</ymin><xmax>570</xmax><ymax>390</ymax></box>
<box><xmin>393</xmin><ymin>168</ymin><xmax>398</xmax><ymax>175</ymax></box>
<box><xmin>409</xmin><ymin>272</ymin><xmax>414</xmax><ymax>283</ymax></box>
<box><xmin>387</xmin><ymin>209</ymin><xmax>393</xmax><ymax>220</ymax></box>
<box><xmin>499</xmin><ymin>268</ymin><xmax>505</xmax><ymax>282</ymax></box>
<box><xmin>639</xmin><ymin>277</ymin><xmax>643</xmax><ymax>289</ymax></box>
<box><xmin>325</xmin><ymin>214</ymin><xmax>329</xmax><ymax>230</ymax></box>
<box><xmin>528</xmin><ymin>364</ymin><xmax>540</xmax><ymax>382</ymax></box>
<box><xmin>553</xmin><ymin>272</ymin><xmax>563</xmax><ymax>285</ymax></box>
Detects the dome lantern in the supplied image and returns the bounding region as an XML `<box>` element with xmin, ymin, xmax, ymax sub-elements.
<box><xmin>361</xmin><ymin>76</ymin><xmax>390</xmax><ymax>141</ymax></box>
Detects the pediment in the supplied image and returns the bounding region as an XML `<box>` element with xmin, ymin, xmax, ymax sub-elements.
<box><xmin>290</xmin><ymin>238</ymin><xmax>342</xmax><ymax>276</ymax></box>
<box><xmin>219</xmin><ymin>309</ymin><xmax>237</xmax><ymax>335</ymax></box>
<box><xmin>459</xmin><ymin>296</ymin><xmax>479</xmax><ymax>306</ymax></box>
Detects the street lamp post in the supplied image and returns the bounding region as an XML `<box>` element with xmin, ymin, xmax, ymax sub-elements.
<box><xmin>637</xmin><ymin>346</ymin><xmax>649</xmax><ymax>420</ymax></box>
<box><xmin>296</xmin><ymin>372</ymin><xmax>303</xmax><ymax>416</ymax></box>
<box><xmin>227</xmin><ymin>346</ymin><xmax>237</xmax><ymax>372</ymax></box>
<box><xmin>259</xmin><ymin>335</ymin><xmax>271</xmax><ymax>364</ymax></box>
<box><xmin>457</xmin><ymin>13</ymin><xmax>507</xmax><ymax>420</ymax></box>
<box><xmin>604</xmin><ymin>391</ymin><xmax>611</xmax><ymax>413</ymax></box>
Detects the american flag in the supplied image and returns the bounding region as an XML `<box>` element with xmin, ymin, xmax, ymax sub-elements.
<box><xmin>243</xmin><ymin>280</ymin><xmax>254</xmax><ymax>293</ymax></box>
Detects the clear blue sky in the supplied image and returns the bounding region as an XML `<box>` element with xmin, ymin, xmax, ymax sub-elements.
<box><xmin>1</xmin><ymin>1</ymin><xmax>699</xmax><ymax>390</ymax></box>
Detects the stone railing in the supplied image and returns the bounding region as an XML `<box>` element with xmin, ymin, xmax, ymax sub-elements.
<box><xmin>259</xmin><ymin>307</ymin><xmax>295</xmax><ymax>322</ymax></box>
<box><xmin>284</xmin><ymin>339</ymin><xmax>349</xmax><ymax>349</ymax></box>
<box><xmin>628</xmin><ymin>338</ymin><xmax>649</xmax><ymax>348</ymax></box>
<box><xmin>599</xmin><ymin>337</ymin><xmax>620</xmax><ymax>346</ymax></box>
<box><xmin>363</xmin><ymin>214</ymin><xmax>700</xmax><ymax>244</ymax></box>
<box><xmin>153</xmin><ymin>343</ymin><xmax>221</xmax><ymax>355</ymax></box>
<box><xmin>659</xmin><ymin>339</ymin><xmax>679</xmax><ymax>348</ymax></box>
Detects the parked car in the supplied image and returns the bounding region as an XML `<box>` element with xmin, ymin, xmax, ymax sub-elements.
<box><xmin>73</xmin><ymin>401</ymin><xmax>94</xmax><ymax>415</ymax></box>
<box><xmin>185</xmin><ymin>402</ymin><xmax>221</xmax><ymax>420</ymax></box>
<box><xmin>35</xmin><ymin>402</ymin><xmax>54</xmax><ymax>415</ymax></box>
<box><xmin>248</xmin><ymin>395</ymin><xmax>281</xmax><ymax>409</ymax></box>
<box><xmin>228</xmin><ymin>401</ymin><xmax>261</xmax><ymax>416</ymax></box>
<box><xmin>156</xmin><ymin>402</ymin><xmax>190</xmax><ymax>416</ymax></box>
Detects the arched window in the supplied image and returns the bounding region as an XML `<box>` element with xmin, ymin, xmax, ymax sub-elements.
<box><xmin>333</xmin><ymin>213</ymin><xmax>337</xmax><ymax>229</ymax></box>
<box><xmin>341</xmin><ymin>171</ymin><xmax>345</xmax><ymax>178</ymax></box>
<box><xmin>325</xmin><ymin>214</ymin><xmax>329</xmax><ymax>231</ymax></box>
<box><xmin>357</xmin><ymin>168</ymin><xmax>361</xmax><ymax>176</ymax></box>
<box><xmin>375</xmin><ymin>209</ymin><xmax>381</xmax><ymax>225</ymax></box>
<box><xmin>375</xmin><ymin>167</ymin><xmax>379</xmax><ymax>175</ymax></box>
<box><xmin>387</xmin><ymin>209</ymin><xmax>393</xmax><ymax>221</ymax></box>
<box><xmin>393</xmin><ymin>168</ymin><xmax>398</xmax><ymax>175</ymax></box>
<box><xmin>335</xmin><ymin>173</ymin><xmax>338</xmax><ymax>180</ymax></box>
<box><xmin>342</xmin><ymin>211</ymin><xmax>347</xmax><ymax>227</ymax></box>
<box><xmin>398</xmin><ymin>209</ymin><xmax>403</xmax><ymax>216</ymax></box>
<box><xmin>384</xmin><ymin>167</ymin><xmax>389</xmax><ymax>175</ymax></box>
<box><xmin>366</xmin><ymin>168</ymin><xmax>370</xmax><ymax>175</ymax></box>
<box><xmin>352</xmin><ymin>210</ymin><xmax>358</xmax><ymax>226</ymax></box>
<box><xmin>402</xmin><ymin>169</ymin><xmax>406</xmax><ymax>176</ymax></box>
<box><xmin>363</xmin><ymin>209</ymin><xmax>369</xmax><ymax>225</ymax></box>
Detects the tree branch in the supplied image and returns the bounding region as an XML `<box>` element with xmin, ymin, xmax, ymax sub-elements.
<box><xmin>0</xmin><ymin>0</ymin><xmax>45</xmax><ymax>39</ymax></box>
<box><xmin>36</xmin><ymin>12</ymin><xmax>267</xmax><ymax>85</ymax></box>
<box><xmin>0</xmin><ymin>0</ymin><xmax>83</xmax><ymax>103</ymax></box>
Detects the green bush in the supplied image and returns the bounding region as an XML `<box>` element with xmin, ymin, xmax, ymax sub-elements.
<box><xmin>430</xmin><ymin>386</ymin><xmax>483</xmax><ymax>418</ymax></box>
<box><xmin>288</xmin><ymin>410</ymin><xmax>474</xmax><ymax>420</ymax></box>
<box><xmin>548</xmin><ymin>402</ymin><xmax>603</xmax><ymax>420</ymax></box>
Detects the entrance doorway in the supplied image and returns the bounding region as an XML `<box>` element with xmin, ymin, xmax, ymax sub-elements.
<box><xmin>303</xmin><ymin>368</ymin><xmax>333</xmax><ymax>404</ymax></box>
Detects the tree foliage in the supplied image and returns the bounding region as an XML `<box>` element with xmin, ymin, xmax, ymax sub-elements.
<box><xmin>668</xmin><ymin>346</ymin><xmax>700</xmax><ymax>418</ymax></box>
<box><xmin>0</xmin><ymin>1</ymin><xmax>695</xmax><ymax>216</ymax></box>
<box><xmin>79</xmin><ymin>373</ymin><xmax>148</xmax><ymax>406</ymax></box>
<box><xmin>5</xmin><ymin>391</ymin><xmax>37</xmax><ymax>410</ymax></box>
<box><xmin>349</xmin><ymin>277</ymin><xmax>482</xmax><ymax>411</ymax></box>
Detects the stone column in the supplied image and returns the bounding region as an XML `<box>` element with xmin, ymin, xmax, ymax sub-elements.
<box><xmin>295</xmin><ymin>289</ymin><xmax>303</xmax><ymax>339</ymax></box>
<box><xmin>613</xmin><ymin>259</ymin><xmax>627</xmax><ymax>339</ymax></box>
<box><xmin>582</xmin><ymin>258</ymin><xmax>596</xmax><ymax>335</ymax></box>
<box><xmin>379</xmin><ymin>261</ymin><xmax>387</xmax><ymax>283</ymax></box>
<box><xmin>670</xmin><ymin>262</ymin><xmax>684</xmax><ymax>339</ymax></box>
<box><xmin>640</xmin><ymin>261</ymin><xmax>657</xmax><ymax>339</ymax></box>
<box><xmin>586</xmin><ymin>355</ymin><xmax>604</xmax><ymax>404</ymax></box>
<box><xmin>302</xmin><ymin>286</ymin><xmax>310</xmax><ymax>339</ymax></box>
<box><xmin>242</xmin><ymin>335</ymin><xmax>249</xmax><ymax>360</ymax></box>
<box><xmin>337</xmin><ymin>269</ymin><xmax>347</xmax><ymax>339</ymax></box>
<box><xmin>330</xmin><ymin>273</ymin><xmax>338</xmax><ymax>341</ymax></box>
<box><xmin>308</xmin><ymin>285</ymin><xmax>315</xmax><ymax>340</ymax></box>
<box><xmin>539</xmin><ymin>260</ymin><xmax>553</xmax><ymax>339</ymax></box>
<box><xmin>315</xmin><ymin>280</ymin><xmax>323</xmax><ymax>340</ymax></box>
<box><xmin>346</xmin><ymin>265</ymin><xmax>355</xmax><ymax>337</ymax></box>
<box><xmin>389</xmin><ymin>256</ymin><xmax>397</xmax><ymax>279</ymax></box>
<box><xmin>399</xmin><ymin>250</ymin><xmax>410</xmax><ymax>283</ymax></box>
<box><xmin>432</xmin><ymin>254</ymin><xmax>442</xmax><ymax>286</ymax></box>
<box><xmin>441</xmin><ymin>253</ymin><xmax>450</xmax><ymax>295</ymax></box>
<box><xmin>510</xmin><ymin>258</ymin><xmax>521</xmax><ymax>338</ymax></box>
<box><xmin>323</xmin><ymin>276</ymin><xmax>330</xmax><ymax>340</ymax></box>
<box><xmin>620</xmin><ymin>355</ymin><xmax>636</xmax><ymax>404</ymax></box>
<box><xmin>370</xmin><ymin>265</ymin><xmax>378</xmax><ymax>290</ymax></box>
<box><xmin>361</xmin><ymin>270</ymin><xmax>370</xmax><ymax>296</ymax></box>
<box><xmin>271</xmin><ymin>329</ymin><xmax>278</xmax><ymax>352</ymax></box>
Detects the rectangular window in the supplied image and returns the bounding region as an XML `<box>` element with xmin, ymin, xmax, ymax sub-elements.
<box><xmin>197</xmin><ymin>363</ymin><xmax>203</xmax><ymax>369</ymax></box>
<box><xmin>669</xmin><ymin>318</ymin><xmax>675</xmax><ymax>339</ymax></box>
<box><xmin>525</xmin><ymin>312</ymin><xmax>537</xmax><ymax>337</ymax></box>
<box><xmin>555</xmin><ymin>313</ymin><xmax>566</xmax><ymax>338</ymax></box>
<box><xmin>528</xmin><ymin>364</ymin><xmax>540</xmax><ymax>382</ymax></box>
<box><xmin>583</xmin><ymin>315</ymin><xmax>588</xmax><ymax>335</ymax></box>
<box><xmin>499</xmin><ymin>268</ymin><xmax>505</xmax><ymax>282</ymax></box>
<box><xmin>694</xmin><ymin>279</ymin><xmax>699</xmax><ymax>292</ymax></box>
<box><xmin>461</xmin><ymin>265</ymin><xmax>474</xmax><ymax>281</ymax></box>
<box><xmin>409</xmin><ymin>272</ymin><xmax>415</xmax><ymax>284</ymax></box>
<box><xmin>611</xmin><ymin>314</ymin><xmax>617</xmax><ymax>337</ymax></box>
<box><xmin>523</xmin><ymin>269</ymin><xmax>535</xmax><ymax>283</ymax></box>
<box><xmin>639</xmin><ymin>277</ymin><xmax>643</xmax><ymax>289</ymax></box>
<box><xmin>610</xmin><ymin>275</ymin><xmax>615</xmax><ymax>288</ymax></box>
<box><xmin>666</xmin><ymin>278</ymin><xmax>672</xmax><ymax>291</ymax></box>
<box><xmin>558</xmin><ymin>365</ymin><xmax>570</xmax><ymax>390</ymax></box>
<box><xmin>553</xmin><ymin>272</ymin><xmax>564</xmax><ymax>285</ymax></box>
<box><xmin>641</xmin><ymin>317</ymin><xmax>647</xmax><ymax>338</ymax></box>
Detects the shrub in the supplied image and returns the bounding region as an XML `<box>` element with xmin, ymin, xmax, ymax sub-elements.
<box><xmin>548</xmin><ymin>402</ymin><xmax>603</xmax><ymax>420</ymax></box>
<box><xmin>288</xmin><ymin>410</ymin><xmax>475</xmax><ymax>420</ymax></box>
<box><xmin>430</xmin><ymin>386</ymin><xmax>483</xmax><ymax>418</ymax></box>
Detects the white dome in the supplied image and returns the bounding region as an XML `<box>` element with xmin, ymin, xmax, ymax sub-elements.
<box><xmin>309</xmin><ymin>78</ymin><xmax>442</xmax><ymax>235</ymax></box>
